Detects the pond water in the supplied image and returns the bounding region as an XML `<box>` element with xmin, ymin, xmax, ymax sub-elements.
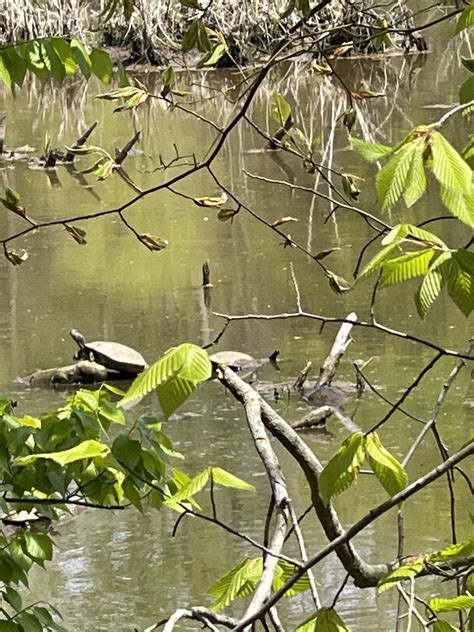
<box><xmin>0</xmin><ymin>24</ymin><xmax>472</xmax><ymax>632</ymax></box>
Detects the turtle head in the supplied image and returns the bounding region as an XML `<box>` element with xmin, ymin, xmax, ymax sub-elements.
<box><xmin>70</xmin><ymin>329</ymin><xmax>86</xmax><ymax>349</ymax></box>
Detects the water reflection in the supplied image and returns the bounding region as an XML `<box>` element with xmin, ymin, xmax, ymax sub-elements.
<box><xmin>0</xmin><ymin>30</ymin><xmax>472</xmax><ymax>631</ymax></box>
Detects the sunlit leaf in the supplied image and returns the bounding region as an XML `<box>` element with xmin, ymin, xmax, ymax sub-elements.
<box><xmin>455</xmin><ymin>5</ymin><xmax>474</xmax><ymax>34</ymax></box>
<box><xmin>272</xmin><ymin>561</ymin><xmax>311</xmax><ymax>597</ymax></box>
<box><xmin>380</xmin><ymin>249</ymin><xmax>435</xmax><ymax>288</ymax></box>
<box><xmin>297</xmin><ymin>607</ymin><xmax>351</xmax><ymax>631</ymax></box>
<box><xmin>351</xmin><ymin>137</ymin><xmax>394</xmax><ymax>162</ymax></box>
<box><xmin>70</xmin><ymin>39</ymin><xmax>91</xmax><ymax>79</ymax></box>
<box><xmin>15</xmin><ymin>439</ymin><xmax>110</xmax><ymax>466</ymax></box>
<box><xmin>426</xmin><ymin>539</ymin><xmax>474</xmax><ymax>563</ymax></box>
<box><xmin>211</xmin><ymin>467</ymin><xmax>255</xmax><ymax>491</ymax></box>
<box><xmin>119</xmin><ymin>343</ymin><xmax>212</xmax><ymax>416</ymax></box>
<box><xmin>377</xmin><ymin>560</ymin><xmax>424</xmax><ymax>593</ymax></box>
<box><xmin>366</xmin><ymin>432</ymin><xmax>408</xmax><ymax>497</ymax></box>
<box><xmin>90</xmin><ymin>48</ymin><xmax>113</xmax><ymax>83</ymax></box>
<box><xmin>271</xmin><ymin>92</ymin><xmax>292</xmax><ymax>127</ymax></box>
<box><xmin>208</xmin><ymin>557</ymin><xmax>262</xmax><ymax>611</ymax></box>
<box><xmin>415</xmin><ymin>252</ymin><xmax>451</xmax><ymax>318</ymax></box>
<box><xmin>428</xmin><ymin>595</ymin><xmax>474</xmax><ymax>613</ymax></box>
<box><xmin>447</xmin><ymin>250</ymin><xmax>474</xmax><ymax>316</ymax></box>
<box><xmin>22</xmin><ymin>533</ymin><xmax>53</xmax><ymax>562</ymax></box>
<box><xmin>326</xmin><ymin>271</ymin><xmax>352</xmax><ymax>294</ymax></box>
<box><xmin>430</xmin><ymin>132</ymin><xmax>472</xmax><ymax>194</ymax></box>
<box><xmin>319</xmin><ymin>432</ymin><xmax>366</xmax><ymax>504</ymax></box>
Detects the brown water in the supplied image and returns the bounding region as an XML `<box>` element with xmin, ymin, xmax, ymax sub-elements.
<box><xmin>0</xmin><ymin>30</ymin><xmax>472</xmax><ymax>631</ymax></box>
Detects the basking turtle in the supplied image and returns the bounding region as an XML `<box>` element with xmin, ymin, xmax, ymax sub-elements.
<box><xmin>209</xmin><ymin>350</ymin><xmax>259</xmax><ymax>372</ymax></box>
<box><xmin>70</xmin><ymin>329</ymin><xmax>146</xmax><ymax>375</ymax></box>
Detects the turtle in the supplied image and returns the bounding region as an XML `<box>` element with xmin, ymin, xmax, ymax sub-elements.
<box><xmin>209</xmin><ymin>350</ymin><xmax>259</xmax><ymax>373</ymax></box>
<box><xmin>303</xmin><ymin>384</ymin><xmax>348</xmax><ymax>408</ymax></box>
<box><xmin>70</xmin><ymin>329</ymin><xmax>146</xmax><ymax>375</ymax></box>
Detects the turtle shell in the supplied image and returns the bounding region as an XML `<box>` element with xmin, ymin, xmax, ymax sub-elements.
<box><xmin>79</xmin><ymin>341</ymin><xmax>146</xmax><ymax>374</ymax></box>
<box><xmin>304</xmin><ymin>384</ymin><xmax>348</xmax><ymax>407</ymax></box>
<box><xmin>209</xmin><ymin>351</ymin><xmax>258</xmax><ymax>372</ymax></box>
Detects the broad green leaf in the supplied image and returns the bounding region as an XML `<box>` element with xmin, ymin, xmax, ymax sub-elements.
<box><xmin>211</xmin><ymin>467</ymin><xmax>255</xmax><ymax>491</ymax></box>
<box><xmin>121</xmin><ymin>477</ymin><xmax>143</xmax><ymax>512</ymax></box>
<box><xmin>430</xmin><ymin>132</ymin><xmax>472</xmax><ymax>194</ymax></box>
<box><xmin>366</xmin><ymin>433</ymin><xmax>408</xmax><ymax>496</ymax></box>
<box><xmin>296</xmin><ymin>608</ymin><xmax>351</xmax><ymax>631</ymax></box>
<box><xmin>440</xmin><ymin>184</ymin><xmax>474</xmax><ymax>228</ymax></box>
<box><xmin>358</xmin><ymin>243</ymin><xmax>399</xmax><ymax>278</ymax></box>
<box><xmin>22</xmin><ymin>533</ymin><xmax>53</xmax><ymax>562</ymax></box>
<box><xmin>3</xmin><ymin>586</ymin><xmax>22</xmax><ymax>612</ymax></box>
<box><xmin>90</xmin><ymin>48</ymin><xmax>113</xmax><ymax>83</ymax></box>
<box><xmin>0</xmin><ymin>55</ymin><xmax>12</xmax><ymax>86</ymax></box>
<box><xmin>43</xmin><ymin>40</ymin><xmax>66</xmax><ymax>83</ymax></box>
<box><xmin>2</xmin><ymin>47</ymin><xmax>27</xmax><ymax>87</ymax></box>
<box><xmin>51</xmin><ymin>38</ymin><xmax>76</xmax><ymax>75</ymax></box>
<box><xmin>433</xmin><ymin>621</ymin><xmax>460</xmax><ymax>632</ymax></box>
<box><xmin>271</xmin><ymin>92</ymin><xmax>292</xmax><ymax>127</ymax></box>
<box><xmin>197</xmin><ymin>43</ymin><xmax>226</xmax><ymax>67</ymax></box>
<box><xmin>447</xmin><ymin>250</ymin><xmax>474</xmax><ymax>316</ymax></box>
<box><xmin>376</xmin><ymin>141</ymin><xmax>421</xmax><ymax>208</ymax></box>
<box><xmin>70</xmin><ymin>39</ymin><xmax>91</xmax><ymax>79</ymax></box>
<box><xmin>119</xmin><ymin>343</ymin><xmax>212</xmax><ymax>416</ymax></box>
<box><xmin>351</xmin><ymin>137</ymin><xmax>394</xmax><ymax>162</ymax></box>
<box><xmin>272</xmin><ymin>560</ymin><xmax>311</xmax><ymax>597</ymax></box>
<box><xmin>460</xmin><ymin>75</ymin><xmax>474</xmax><ymax>104</ymax></box>
<box><xmin>0</xmin><ymin>621</ymin><xmax>21</xmax><ymax>631</ymax></box>
<box><xmin>403</xmin><ymin>141</ymin><xmax>427</xmax><ymax>206</ymax></box>
<box><xmin>168</xmin><ymin>468</ymin><xmax>209</xmax><ymax>502</ymax></box>
<box><xmin>208</xmin><ymin>557</ymin><xmax>262</xmax><ymax>611</ymax></box>
<box><xmin>426</xmin><ymin>539</ymin><xmax>474</xmax><ymax>563</ymax></box>
<box><xmin>112</xmin><ymin>435</ymin><xmax>142</xmax><ymax>470</ymax></box>
<box><xmin>462</xmin><ymin>57</ymin><xmax>474</xmax><ymax>73</ymax></box>
<box><xmin>455</xmin><ymin>5</ymin><xmax>474</xmax><ymax>34</ymax></box>
<box><xmin>182</xmin><ymin>19</ymin><xmax>200</xmax><ymax>53</ymax></box>
<box><xmin>319</xmin><ymin>432</ymin><xmax>366</xmax><ymax>504</ymax></box>
<box><xmin>15</xmin><ymin>439</ymin><xmax>110</xmax><ymax>466</ymax></box>
<box><xmin>428</xmin><ymin>595</ymin><xmax>474</xmax><ymax>613</ymax></box>
<box><xmin>377</xmin><ymin>560</ymin><xmax>424</xmax><ymax>592</ymax></box>
<box><xmin>380</xmin><ymin>249</ymin><xmax>435</xmax><ymax>288</ymax></box>
<box><xmin>26</xmin><ymin>41</ymin><xmax>50</xmax><ymax>81</ymax></box>
<box><xmin>15</xmin><ymin>613</ymin><xmax>42</xmax><ymax>632</ymax></box>
<box><xmin>415</xmin><ymin>252</ymin><xmax>451</xmax><ymax>318</ymax></box>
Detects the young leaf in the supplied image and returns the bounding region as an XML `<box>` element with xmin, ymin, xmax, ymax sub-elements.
<box><xmin>210</xmin><ymin>467</ymin><xmax>255</xmax><ymax>491</ymax></box>
<box><xmin>403</xmin><ymin>141</ymin><xmax>427</xmax><ymax>207</ymax></box>
<box><xmin>433</xmin><ymin>621</ymin><xmax>460</xmax><ymax>632</ymax></box>
<box><xmin>366</xmin><ymin>433</ymin><xmax>408</xmax><ymax>497</ymax></box>
<box><xmin>15</xmin><ymin>439</ymin><xmax>110</xmax><ymax>466</ymax></box>
<box><xmin>119</xmin><ymin>343</ymin><xmax>212</xmax><ymax>416</ymax></box>
<box><xmin>460</xmin><ymin>75</ymin><xmax>474</xmax><ymax>104</ymax></box>
<box><xmin>208</xmin><ymin>558</ymin><xmax>262</xmax><ymax>611</ymax></box>
<box><xmin>375</xmin><ymin>142</ymin><xmax>418</xmax><ymax>209</ymax></box>
<box><xmin>440</xmin><ymin>183</ymin><xmax>474</xmax><ymax>228</ymax></box>
<box><xmin>377</xmin><ymin>560</ymin><xmax>424</xmax><ymax>593</ymax></box>
<box><xmin>380</xmin><ymin>249</ymin><xmax>435</xmax><ymax>288</ymax></box>
<box><xmin>428</xmin><ymin>595</ymin><xmax>474</xmax><ymax>613</ymax></box>
<box><xmin>426</xmin><ymin>539</ymin><xmax>474</xmax><ymax>563</ymax></box>
<box><xmin>415</xmin><ymin>252</ymin><xmax>451</xmax><ymax>318</ymax></box>
<box><xmin>447</xmin><ymin>250</ymin><xmax>474</xmax><ymax>316</ymax></box>
<box><xmin>70</xmin><ymin>39</ymin><xmax>91</xmax><ymax>79</ymax></box>
<box><xmin>455</xmin><ymin>5</ymin><xmax>474</xmax><ymax>34</ymax></box>
<box><xmin>319</xmin><ymin>432</ymin><xmax>366</xmax><ymax>504</ymax></box>
<box><xmin>297</xmin><ymin>608</ymin><xmax>350</xmax><ymax>631</ymax></box>
<box><xmin>168</xmin><ymin>468</ymin><xmax>209</xmax><ymax>502</ymax></box>
<box><xmin>65</xmin><ymin>224</ymin><xmax>87</xmax><ymax>245</ymax></box>
<box><xmin>272</xmin><ymin>561</ymin><xmax>311</xmax><ymax>597</ymax></box>
<box><xmin>22</xmin><ymin>533</ymin><xmax>53</xmax><ymax>562</ymax></box>
<box><xmin>271</xmin><ymin>93</ymin><xmax>292</xmax><ymax>127</ymax></box>
<box><xmin>351</xmin><ymin>136</ymin><xmax>394</xmax><ymax>162</ymax></box>
<box><xmin>90</xmin><ymin>48</ymin><xmax>113</xmax><ymax>83</ymax></box>
<box><xmin>430</xmin><ymin>132</ymin><xmax>472</xmax><ymax>194</ymax></box>
<box><xmin>358</xmin><ymin>243</ymin><xmax>399</xmax><ymax>278</ymax></box>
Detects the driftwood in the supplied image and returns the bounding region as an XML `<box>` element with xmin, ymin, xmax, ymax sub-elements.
<box><xmin>18</xmin><ymin>360</ymin><xmax>111</xmax><ymax>387</ymax></box>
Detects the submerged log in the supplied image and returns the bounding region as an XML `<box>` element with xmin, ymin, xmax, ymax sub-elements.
<box><xmin>19</xmin><ymin>360</ymin><xmax>110</xmax><ymax>387</ymax></box>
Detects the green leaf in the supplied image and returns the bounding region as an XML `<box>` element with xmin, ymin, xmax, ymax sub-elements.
<box><xmin>2</xmin><ymin>47</ymin><xmax>27</xmax><ymax>87</ymax></box>
<box><xmin>182</xmin><ymin>19</ymin><xmax>200</xmax><ymax>53</ymax></box>
<box><xmin>211</xmin><ymin>467</ymin><xmax>255</xmax><ymax>491</ymax></box>
<box><xmin>462</xmin><ymin>57</ymin><xmax>474</xmax><ymax>73</ymax></box>
<box><xmin>432</xmin><ymin>621</ymin><xmax>460</xmax><ymax>632</ymax></box>
<box><xmin>70</xmin><ymin>39</ymin><xmax>91</xmax><ymax>79</ymax></box>
<box><xmin>208</xmin><ymin>558</ymin><xmax>262</xmax><ymax>611</ymax></box>
<box><xmin>351</xmin><ymin>137</ymin><xmax>394</xmax><ymax>162</ymax></box>
<box><xmin>297</xmin><ymin>608</ymin><xmax>351</xmax><ymax>631</ymax></box>
<box><xmin>197</xmin><ymin>43</ymin><xmax>226</xmax><ymax>67</ymax></box>
<box><xmin>319</xmin><ymin>432</ymin><xmax>366</xmax><ymax>504</ymax></box>
<box><xmin>15</xmin><ymin>439</ymin><xmax>110</xmax><ymax>466</ymax></box>
<box><xmin>272</xmin><ymin>561</ymin><xmax>311</xmax><ymax>597</ymax></box>
<box><xmin>447</xmin><ymin>250</ymin><xmax>474</xmax><ymax>316</ymax></box>
<box><xmin>455</xmin><ymin>5</ymin><xmax>474</xmax><ymax>34</ymax></box>
<box><xmin>271</xmin><ymin>93</ymin><xmax>292</xmax><ymax>127</ymax></box>
<box><xmin>380</xmin><ymin>249</ymin><xmax>435</xmax><ymax>288</ymax></box>
<box><xmin>460</xmin><ymin>76</ymin><xmax>474</xmax><ymax>104</ymax></box>
<box><xmin>439</xmin><ymin>184</ymin><xmax>474</xmax><ymax>228</ymax></box>
<box><xmin>415</xmin><ymin>252</ymin><xmax>451</xmax><ymax>318</ymax></box>
<box><xmin>366</xmin><ymin>433</ymin><xmax>408</xmax><ymax>496</ymax></box>
<box><xmin>112</xmin><ymin>435</ymin><xmax>142</xmax><ymax>470</ymax></box>
<box><xmin>23</xmin><ymin>533</ymin><xmax>53</xmax><ymax>562</ymax></box>
<box><xmin>426</xmin><ymin>539</ymin><xmax>474</xmax><ymax>563</ymax></box>
<box><xmin>0</xmin><ymin>54</ymin><xmax>12</xmax><ymax>87</ymax></box>
<box><xmin>376</xmin><ymin>141</ymin><xmax>422</xmax><ymax>209</ymax></box>
<box><xmin>90</xmin><ymin>48</ymin><xmax>113</xmax><ymax>83</ymax></box>
<box><xmin>430</xmin><ymin>132</ymin><xmax>472</xmax><ymax>194</ymax></box>
<box><xmin>377</xmin><ymin>560</ymin><xmax>424</xmax><ymax>593</ymax></box>
<box><xmin>3</xmin><ymin>586</ymin><xmax>22</xmax><ymax>612</ymax></box>
<box><xmin>168</xmin><ymin>468</ymin><xmax>209</xmax><ymax>502</ymax></box>
<box><xmin>119</xmin><ymin>343</ymin><xmax>212</xmax><ymax>416</ymax></box>
<box><xmin>429</xmin><ymin>595</ymin><xmax>474</xmax><ymax>613</ymax></box>
<box><xmin>51</xmin><ymin>38</ymin><xmax>76</xmax><ymax>75</ymax></box>
<box><xmin>358</xmin><ymin>243</ymin><xmax>399</xmax><ymax>278</ymax></box>
<box><xmin>403</xmin><ymin>141</ymin><xmax>427</xmax><ymax>206</ymax></box>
